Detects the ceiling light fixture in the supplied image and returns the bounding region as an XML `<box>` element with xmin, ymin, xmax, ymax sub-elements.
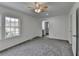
<box><xmin>28</xmin><ymin>2</ymin><xmax>48</xmax><ymax>14</ymax></box>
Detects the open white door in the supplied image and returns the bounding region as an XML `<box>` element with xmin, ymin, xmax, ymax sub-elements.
<box><xmin>72</xmin><ymin>8</ymin><xmax>78</xmax><ymax>56</ymax></box>
<box><xmin>72</xmin><ymin>19</ymin><xmax>76</xmax><ymax>56</ymax></box>
<box><xmin>71</xmin><ymin>12</ymin><xmax>77</xmax><ymax>56</ymax></box>
<box><xmin>69</xmin><ymin>14</ymin><xmax>76</xmax><ymax>56</ymax></box>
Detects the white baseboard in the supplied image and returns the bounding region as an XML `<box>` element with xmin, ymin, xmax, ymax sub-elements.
<box><xmin>0</xmin><ymin>36</ymin><xmax>39</xmax><ymax>52</ymax></box>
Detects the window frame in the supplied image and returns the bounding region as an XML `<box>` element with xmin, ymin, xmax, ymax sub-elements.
<box><xmin>2</xmin><ymin>14</ymin><xmax>21</xmax><ymax>40</ymax></box>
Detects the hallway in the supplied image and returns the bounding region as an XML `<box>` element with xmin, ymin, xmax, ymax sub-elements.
<box><xmin>0</xmin><ymin>37</ymin><xmax>73</xmax><ymax>56</ymax></box>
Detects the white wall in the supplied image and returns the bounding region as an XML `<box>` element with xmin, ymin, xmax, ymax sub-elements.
<box><xmin>0</xmin><ymin>5</ymin><xmax>42</xmax><ymax>51</ymax></box>
<box><xmin>48</xmin><ymin>15</ymin><xmax>68</xmax><ymax>40</ymax></box>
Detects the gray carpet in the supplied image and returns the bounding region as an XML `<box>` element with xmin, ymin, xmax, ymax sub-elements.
<box><xmin>0</xmin><ymin>37</ymin><xmax>73</xmax><ymax>56</ymax></box>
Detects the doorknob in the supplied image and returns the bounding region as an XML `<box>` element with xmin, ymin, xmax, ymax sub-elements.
<box><xmin>72</xmin><ymin>35</ymin><xmax>76</xmax><ymax>37</ymax></box>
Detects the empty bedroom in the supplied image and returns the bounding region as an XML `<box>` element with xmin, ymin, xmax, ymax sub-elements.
<box><xmin>0</xmin><ymin>2</ymin><xmax>78</xmax><ymax>56</ymax></box>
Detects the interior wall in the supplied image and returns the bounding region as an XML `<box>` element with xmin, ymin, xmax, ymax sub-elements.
<box><xmin>47</xmin><ymin>15</ymin><xmax>69</xmax><ymax>40</ymax></box>
<box><xmin>0</xmin><ymin>5</ymin><xmax>42</xmax><ymax>51</ymax></box>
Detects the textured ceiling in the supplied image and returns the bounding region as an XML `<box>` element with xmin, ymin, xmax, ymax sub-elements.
<box><xmin>0</xmin><ymin>2</ymin><xmax>75</xmax><ymax>18</ymax></box>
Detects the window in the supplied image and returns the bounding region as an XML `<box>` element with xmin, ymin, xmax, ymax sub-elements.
<box><xmin>5</xmin><ymin>16</ymin><xmax>20</xmax><ymax>39</ymax></box>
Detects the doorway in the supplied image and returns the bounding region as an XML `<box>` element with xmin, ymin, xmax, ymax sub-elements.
<box><xmin>42</xmin><ymin>21</ymin><xmax>49</xmax><ymax>37</ymax></box>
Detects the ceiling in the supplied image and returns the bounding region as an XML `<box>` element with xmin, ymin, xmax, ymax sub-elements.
<box><xmin>0</xmin><ymin>2</ymin><xmax>75</xmax><ymax>18</ymax></box>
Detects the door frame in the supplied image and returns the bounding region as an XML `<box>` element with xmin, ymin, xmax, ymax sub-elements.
<box><xmin>76</xmin><ymin>8</ymin><xmax>79</xmax><ymax>56</ymax></box>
